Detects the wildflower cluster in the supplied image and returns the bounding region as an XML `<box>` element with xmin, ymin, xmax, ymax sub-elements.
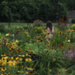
<box><xmin>0</xmin><ymin>22</ymin><xmax>75</xmax><ymax>75</ymax></box>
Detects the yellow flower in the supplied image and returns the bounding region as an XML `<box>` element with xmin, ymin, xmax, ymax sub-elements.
<box><xmin>11</xmin><ymin>57</ymin><xmax>14</xmax><ymax>60</ymax></box>
<box><xmin>62</xmin><ymin>68</ymin><xmax>67</xmax><ymax>72</ymax></box>
<box><xmin>53</xmin><ymin>58</ymin><xmax>56</xmax><ymax>62</ymax></box>
<box><xmin>25</xmin><ymin>58</ymin><xmax>32</xmax><ymax>62</ymax></box>
<box><xmin>1</xmin><ymin>54</ymin><xmax>6</xmax><ymax>57</ymax></box>
<box><xmin>11</xmin><ymin>42</ymin><xmax>16</xmax><ymax>46</ymax></box>
<box><xmin>34</xmin><ymin>27</ymin><xmax>42</xmax><ymax>29</ymax></box>
<box><xmin>7</xmin><ymin>60</ymin><xmax>13</xmax><ymax>67</ymax></box>
<box><xmin>1</xmin><ymin>67</ymin><xmax>7</xmax><ymax>72</ymax></box>
<box><xmin>42</xmin><ymin>30</ymin><xmax>46</xmax><ymax>34</ymax></box>
<box><xmin>7</xmin><ymin>73</ymin><xmax>12</xmax><ymax>75</ymax></box>
<box><xmin>58</xmin><ymin>69</ymin><xmax>61</xmax><ymax>72</ymax></box>
<box><xmin>19</xmin><ymin>58</ymin><xmax>22</xmax><ymax>61</ymax></box>
<box><xmin>26</xmin><ymin>54</ymin><xmax>31</xmax><ymax>57</ymax></box>
<box><xmin>27</xmin><ymin>67</ymin><xmax>34</xmax><ymax>71</ymax></box>
<box><xmin>41</xmin><ymin>38</ymin><xmax>44</xmax><ymax>41</ymax></box>
<box><xmin>2</xmin><ymin>56</ymin><xmax>8</xmax><ymax>60</ymax></box>
<box><xmin>68</xmin><ymin>40</ymin><xmax>70</xmax><ymax>43</ymax></box>
<box><xmin>44</xmin><ymin>49</ymin><xmax>47</xmax><ymax>51</ymax></box>
<box><xmin>22</xmin><ymin>55</ymin><xmax>25</xmax><ymax>57</ymax></box>
<box><xmin>1</xmin><ymin>73</ymin><xmax>4</xmax><ymax>75</ymax></box>
<box><xmin>7</xmin><ymin>60</ymin><xmax>17</xmax><ymax>67</ymax></box>
<box><xmin>49</xmin><ymin>69</ymin><xmax>52</xmax><ymax>72</ymax></box>
<box><xmin>6</xmin><ymin>33</ymin><xmax>9</xmax><ymax>36</ymax></box>
<box><xmin>21</xmin><ymin>71</ymin><xmax>23</xmax><ymax>73</ymax></box>
<box><xmin>67</xmin><ymin>29</ymin><xmax>74</xmax><ymax>32</ymax></box>
<box><xmin>17</xmin><ymin>71</ymin><xmax>20</xmax><ymax>73</ymax></box>
<box><xmin>19</xmin><ymin>54</ymin><xmax>25</xmax><ymax>57</ymax></box>
<box><xmin>12</xmin><ymin>60</ymin><xmax>17</xmax><ymax>66</ymax></box>
<box><xmin>24</xmin><ymin>31</ymin><xmax>29</xmax><ymax>35</ymax></box>
<box><xmin>26</xmin><ymin>72</ymin><xmax>29</xmax><ymax>74</ymax></box>
<box><xmin>0</xmin><ymin>59</ymin><xmax>2</xmax><ymax>63</ymax></box>
<box><xmin>15</xmin><ymin>57</ymin><xmax>20</xmax><ymax>60</ymax></box>
<box><xmin>35</xmin><ymin>34</ymin><xmax>40</xmax><ymax>39</ymax></box>
<box><xmin>18</xmin><ymin>55</ymin><xmax>22</xmax><ymax>57</ymax></box>
<box><xmin>16</xmin><ymin>40</ymin><xmax>19</xmax><ymax>43</ymax></box>
<box><xmin>37</xmin><ymin>40</ymin><xmax>40</xmax><ymax>42</ymax></box>
<box><xmin>72</xmin><ymin>24</ymin><xmax>75</xmax><ymax>27</ymax></box>
<box><xmin>1</xmin><ymin>59</ymin><xmax>7</xmax><ymax>65</ymax></box>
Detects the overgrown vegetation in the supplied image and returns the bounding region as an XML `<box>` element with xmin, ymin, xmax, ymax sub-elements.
<box><xmin>0</xmin><ymin>22</ymin><xmax>75</xmax><ymax>75</ymax></box>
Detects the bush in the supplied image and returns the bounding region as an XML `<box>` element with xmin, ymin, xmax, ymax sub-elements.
<box><xmin>71</xmin><ymin>19</ymin><xmax>75</xmax><ymax>23</ymax></box>
<box><xmin>0</xmin><ymin>25</ymin><xmax>5</xmax><ymax>33</ymax></box>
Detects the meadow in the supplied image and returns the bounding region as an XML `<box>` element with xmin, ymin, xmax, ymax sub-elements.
<box><xmin>0</xmin><ymin>21</ymin><xmax>75</xmax><ymax>75</ymax></box>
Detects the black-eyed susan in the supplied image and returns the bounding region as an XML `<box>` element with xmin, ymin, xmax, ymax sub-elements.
<box><xmin>25</xmin><ymin>58</ymin><xmax>32</xmax><ymax>62</ymax></box>
<box><xmin>1</xmin><ymin>67</ymin><xmax>7</xmax><ymax>72</ymax></box>
<box><xmin>27</xmin><ymin>67</ymin><xmax>34</xmax><ymax>71</ymax></box>
<box><xmin>19</xmin><ymin>58</ymin><xmax>22</xmax><ymax>61</ymax></box>
<box><xmin>11</xmin><ymin>57</ymin><xmax>14</xmax><ymax>60</ymax></box>
<box><xmin>22</xmin><ymin>55</ymin><xmax>25</xmax><ymax>57</ymax></box>
<box><xmin>1</xmin><ymin>73</ymin><xmax>5</xmax><ymax>75</ymax></box>
<box><xmin>41</xmin><ymin>38</ymin><xmax>44</xmax><ymax>41</ymax></box>
<box><xmin>1</xmin><ymin>54</ymin><xmax>6</xmax><ymax>57</ymax></box>
<box><xmin>18</xmin><ymin>54</ymin><xmax>25</xmax><ymax>57</ymax></box>
<box><xmin>26</xmin><ymin>53</ymin><xmax>31</xmax><ymax>57</ymax></box>
<box><xmin>26</xmin><ymin>70</ymin><xmax>36</xmax><ymax>75</ymax></box>
<box><xmin>37</xmin><ymin>40</ymin><xmax>40</xmax><ymax>42</ymax></box>
<box><xmin>7</xmin><ymin>60</ymin><xmax>17</xmax><ymax>67</ymax></box>
<box><xmin>15</xmin><ymin>57</ymin><xmax>20</xmax><ymax>60</ymax></box>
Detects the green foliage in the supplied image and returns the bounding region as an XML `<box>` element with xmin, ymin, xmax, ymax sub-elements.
<box><xmin>71</xmin><ymin>19</ymin><xmax>75</xmax><ymax>23</ymax></box>
<box><xmin>0</xmin><ymin>25</ymin><xmax>5</xmax><ymax>33</ymax></box>
<box><xmin>0</xmin><ymin>23</ymin><xmax>75</xmax><ymax>75</ymax></box>
<box><xmin>51</xmin><ymin>30</ymin><xmax>67</xmax><ymax>47</ymax></box>
<box><xmin>0</xmin><ymin>0</ymin><xmax>71</xmax><ymax>22</ymax></box>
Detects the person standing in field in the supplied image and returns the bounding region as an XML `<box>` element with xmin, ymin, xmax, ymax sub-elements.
<box><xmin>45</xmin><ymin>21</ymin><xmax>54</xmax><ymax>40</ymax></box>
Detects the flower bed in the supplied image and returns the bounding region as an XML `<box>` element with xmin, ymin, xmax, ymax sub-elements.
<box><xmin>0</xmin><ymin>22</ymin><xmax>75</xmax><ymax>75</ymax></box>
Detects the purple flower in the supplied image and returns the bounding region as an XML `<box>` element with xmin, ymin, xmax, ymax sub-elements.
<box><xmin>63</xmin><ymin>51</ymin><xmax>68</xmax><ymax>57</ymax></box>
<box><xmin>33</xmin><ymin>19</ymin><xmax>44</xmax><ymax>25</ymax></box>
<box><xmin>69</xmin><ymin>52</ymin><xmax>75</xmax><ymax>62</ymax></box>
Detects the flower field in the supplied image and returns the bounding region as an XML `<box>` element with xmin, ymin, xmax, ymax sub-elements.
<box><xmin>0</xmin><ymin>22</ymin><xmax>75</xmax><ymax>75</ymax></box>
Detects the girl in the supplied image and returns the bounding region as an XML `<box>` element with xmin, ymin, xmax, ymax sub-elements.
<box><xmin>45</xmin><ymin>21</ymin><xmax>54</xmax><ymax>40</ymax></box>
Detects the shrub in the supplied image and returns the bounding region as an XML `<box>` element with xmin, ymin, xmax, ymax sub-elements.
<box><xmin>71</xmin><ymin>19</ymin><xmax>75</xmax><ymax>23</ymax></box>
<box><xmin>0</xmin><ymin>25</ymin><xmax>5</xmax><ymax>33</ymax></box>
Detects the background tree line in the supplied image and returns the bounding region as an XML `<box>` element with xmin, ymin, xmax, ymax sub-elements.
<box><xmin>0</xmin><ymin>0</ymin><xmax>75</xmax><ymax>22</ymax></box>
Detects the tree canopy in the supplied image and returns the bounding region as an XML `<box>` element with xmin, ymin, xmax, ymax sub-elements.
<box><xmin>0</xmin><ymin>0</ymin><xmax>75</xmax><ymax>22</ymax></box>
